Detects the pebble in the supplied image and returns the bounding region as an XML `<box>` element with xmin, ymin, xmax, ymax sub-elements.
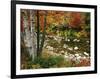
<box><xmin>74</xmin><ymin>46</ymin><xmax>78</xmax><ymax>50</ymax></box>
<box><xmin>54</xmin><ymin>37</ymin><xmax>57</xmax><ymax>41</ymax></box>
<box><xmin>73</xmin><ymin>39</ymin><xmax>77</xmax><ymax>42</ymax></box>
<box><xmin>67</xmin><ymin>39</ymin><xmax>70</xmax><ymax>42</ymax></box>
<box><xmin>77</xmin><ymin>39</ymin><xmax>80</xmax><ymax>42</ymax></box>
<box><xmin>69</xmin><ymin>54</ymin><xmax>75</xmax><ymax>59</ymax></box>
<box><xmin>86</xmin><ymin>40</ymin><xmax>89</xmax><ymax>43</ymax></box>
<box><xmin>84</xmin><ymin>52</ymin><xmax>89</xmax><ymax>56</ymax></box>
<box><xmin>60</xmin><ymin>50</ymin><xmax>64</xmax><ymax>54</ymax></box>
<box><xmin>75</xmin><ymin>53</ymin><xmax>79</xmax><ymax>57</ymax></box>
<box><xmin>68</xmin><ymin>47</ymin><xmax>73</xmax><ymax>50</ymax></box>
<box><xmin>82</xmin><ymin>56</ymin><xmax>87</xmax><ymax>59</ymax></box>
<box><xmin>76</xmin><ymin>56</ymin><xmax>82</xmax><ymax>60</ymax></box>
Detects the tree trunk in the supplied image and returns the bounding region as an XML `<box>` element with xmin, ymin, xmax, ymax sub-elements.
<box><xmin>39</xmin><ymin>11</ymin><xmax>47</xmax><ymax>55</ymax></box>
<box><xmin>37</xmin><ymin>10</ymin><xmax>40</xmax><ymax>57</ymax></box>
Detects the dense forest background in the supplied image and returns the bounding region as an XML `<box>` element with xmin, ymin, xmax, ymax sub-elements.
<box><xmin>21</xmin><ymin>9</ymin><xmax>91</xmax><ymax>69</ymax></box>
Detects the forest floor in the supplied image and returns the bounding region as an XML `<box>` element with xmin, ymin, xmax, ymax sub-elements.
<box><xmin>42</xmin><ymin>35</ymin><xmax>90</xmax><ymax>67</ymax></box>
<box><xmin>21</xmin><ymin>35</ymin><xmax>91</xmax><ymax>69</ymax></box>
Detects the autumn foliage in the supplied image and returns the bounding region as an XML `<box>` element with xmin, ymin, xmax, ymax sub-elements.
<box><xmin>21</xmin><ymin>9</ymin><xmax>90</xmax><ymax>69</ymax></box>
<box><xmin>69</xmin><ymin>12</ymin><xmax>83</xmax><ymax>28</ymax></box>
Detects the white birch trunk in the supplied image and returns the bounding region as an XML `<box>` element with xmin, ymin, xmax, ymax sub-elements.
<box><xmin>23</xmin><ymin>10</ymin><xmax>37</xmax><ymax>61</ymax></box>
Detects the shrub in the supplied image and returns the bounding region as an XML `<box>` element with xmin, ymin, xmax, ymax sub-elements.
<box><xmin>33</xmin><ymin>55</ymin><xmax>64</xmax><ymax>68</ymax></box>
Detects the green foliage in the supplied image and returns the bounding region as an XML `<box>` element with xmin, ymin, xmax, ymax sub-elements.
<box><xmin>33</xmin><ymin>55</ymin><xmax>64</xmax><ymax>68</ymax></box>
<box><xmin>85</xmin><ymin>13</ymin><xmax>90</xmax><ymax>25</ymax></box>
